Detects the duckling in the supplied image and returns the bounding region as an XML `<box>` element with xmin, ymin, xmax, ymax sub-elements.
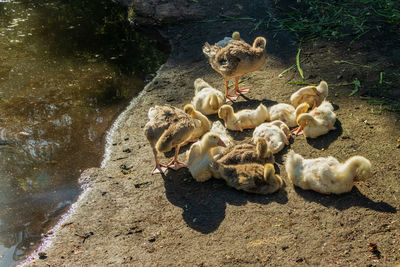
<box><xmin>192</xmin><ymin>78</ymin><xmax>225</xmax><ymax>115</ymax></box>
<box><xmin>295</xmin><ymin>100</ymin><xmax>336</xmax><ymax>138</ymax></box>
<box><xmin>186</xmin><ymin>132</ymin><xmax>226</xmax><ymax>182</ymax></box>
<box><xmin>203</xmin><ymin>37</ymin><xmax>267</xmax><ymax>101</ymax></box>
<box><xmin>209</xmin><ymin>161</ymin><xmax>283</xmax><ymax>195</ymax></box>
<box><xmin>290</xmin><ymin>81</ymin><xmax>329</xmax><ymax>109</ymax></box>
<box><xmin>208</xmin><ymin>120</ymin><xmax>234</xmax><ymax>160</ymax></box>
<box><xmin>218</xmin><ymin>104</ymin><xmax>268</xmax><ymax>131</ymax></box>
<box><xmin>183</xmin><ymin>104</ymin><xmax>211</xmax><ymax>143</ymax></box>
<box><xmin>144</xmin><ymin>105</ymin><xmax>195</xmax><ymax>174</ymax></box>
<box><xmin>217</xmin><ymin>138</ymin><xmax>274</xmax><ymax>165</ymax></box>
<box><xmin>252</xmin><ymin>120</ymin><xmax>290</xmax><ymax>154</ymax></box>
<box><xmin>267</xmin><ymin>102</ymin><xmax>310</xmax><ymax>127</ymax></box>
<box><xmin>285</xmin><ymin>150</ymin><xmax>372</xmax><ymax>194</ymax></box>
<box><xmin>216</xmin><ymin>31</ymin><xmax>243</xmax><ymax>47</ymax></box>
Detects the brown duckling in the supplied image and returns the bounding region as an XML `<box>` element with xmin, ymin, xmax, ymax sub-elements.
<box><xmin>210</xmin><ymin>162</ymin><xmax>283</xmax><ymax>195</ymax></box>
<box><xmin>203</xmin><ymin>37</ymin><xmax>267</xmax><ymax>101</ymax></box>
<box><xmin>144</xmin><ymin>105</ymin><xmax>195</xmax><ymax>175</ymax></box>
<box><xmin>216</xmin><ymin>137</ymin><xmax>274</xmax><ymax>165</ymax></box>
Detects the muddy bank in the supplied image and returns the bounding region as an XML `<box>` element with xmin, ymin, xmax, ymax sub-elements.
<box><xmin>23</xmin><ymin>1</ymin><xmax>400</xmax><ymax>266</ymax></box>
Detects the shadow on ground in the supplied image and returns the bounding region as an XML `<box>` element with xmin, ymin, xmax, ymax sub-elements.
<box><xmin>294</xmin><ymin>186</ymin><xmax>397</xmax><ymax>213</ymax></box>
<box><xmin>162</xmin><ymin>168</ymin><xmax>288</xmax><ymax>234</ymax></box>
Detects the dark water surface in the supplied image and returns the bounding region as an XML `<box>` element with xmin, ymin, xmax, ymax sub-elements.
<box><xmin>0</xmin><ymin>0</ymin><xmax>167</xmax><ymax>265</ymax></box>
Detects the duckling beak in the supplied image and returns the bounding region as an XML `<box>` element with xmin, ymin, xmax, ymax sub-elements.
<box><xmin>217</xmin><ymin>138</ymin><xmax>226</xmax><ymax>147</ymax></box>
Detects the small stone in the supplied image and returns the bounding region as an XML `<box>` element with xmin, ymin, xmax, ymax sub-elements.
<box><xmin>38</xmin><ymin>252</ymin><xmax>47</xmax><ymax>260</ymax></box>
<box><xmin>148</xmin><ymin>237</ymin><xmax>156</xmax><ymax>243</ymax></box>
<box><xmin>335</xmin><ymin>93</ymin><xmax>339</xmax><ymax>97</ymax></box>
<box><xmin>123</xmin><ymin>148</ymin><xmax>131</xmax><ymax>153</ymax></box>
<box><xmin>124</xmin><ymin>137</ymin><xmax>129</xmax><ymax>141</ymax></box>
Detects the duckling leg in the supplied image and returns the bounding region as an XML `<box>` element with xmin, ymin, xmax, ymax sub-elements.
<box><xmin>151</xmin><ymin>148</ymin><xmax>168</xmax><ymax>175</ymax></box>
<box><xmin>233</xmin><ymin>77</ymin><xmax>250</xmax><ymax>95</ymax></box>
<box><xmin>225</xmin><ymin>80</ymin><xmax>239</xmax><ymax>102</ymax></box>
<box><xmin>291</xmin><ymin>126</ymin><xmax>303</xmax><ymax>136</ymax></box>
<box><xmin>167</xmin><ymin>144</ymin><xmax>187</xmax><ymax>170</ymax></box>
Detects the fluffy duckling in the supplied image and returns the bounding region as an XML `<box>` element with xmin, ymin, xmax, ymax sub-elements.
<box><xmin>144</xmin><ymin>105</ymin><xmax>195</xmax><ymax>174</ymax></box>
<box><xmin>253</xmin><ymin>120</ymin><xmax>290</xmax><ymax>154</ymax></box>
<box><xmin>295</xmin><ymin>100</ymin><xmax>336</xmax><ymax>138</ymax></box>
<box><xmin>208</xmin><ymin>121</ymin><xmax>234</xmax><ymax>160</ymax></box>
<box><xmin>290</xmin><ymin>81</ymin><xmax>329</xmax><ymax>109</ymax></box>
<box><xmin>203</xmin><ymin>37</ymin><xmax>267</xmax><ymax>101</ymax></box>
<box><xmin>186</xmin><ymin>132</ymin><xmax>226</xmax><ymax>182</ymax></box>
<box><xmin>210</xmin><ymin>162</ymin><xmax>283</xmax><ymax>195</ymax></box>
<box><xmin>192</xmin><ymin>78</ymin><xmax>225</xmax><ymax>115</ymax></box>
<box><xmin>216</xmin><ymin>31</ymin><xmax>243</xmax><ymax>47</ymax></box>
<box><xmin>183</xmin><ymin>104</ymin><xmax>211</xmax><ymax>143</ymax></box>
<box><xmin>217</xmin><ymin>138</ymin><xmax>274</xmax><ymax>165</ymax></box>
<box><xmin>218</xmin><ymin>104</ymin><xmax>268</xmax><ymax>131</ymax></box>
<box><xmin>267</xmin><ymin>103</ymin><xmax>310</xmax><ymax>127</ymax></box>
<box><xmin>285</xmin><ymin>150</ymin><xmax>372</xmax><ymax>194</ymax></box>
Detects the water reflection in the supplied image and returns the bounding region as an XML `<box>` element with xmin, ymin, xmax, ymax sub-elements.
<box><xmin>0</xmin><ymin>0</ymin><xmax>167</xmax><ymax>265</ymax></box>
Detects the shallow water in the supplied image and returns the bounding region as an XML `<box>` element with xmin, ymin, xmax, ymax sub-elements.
<box><xmin>0</xmin><ymin>1</ymin><xmax>167</xmax><ymax>265</ymax></box>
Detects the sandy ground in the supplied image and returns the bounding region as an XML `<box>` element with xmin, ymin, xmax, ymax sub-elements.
<box><xmin>22</xmin><ymin>2</ymin><xmax>400</xmax><ymax>266</ymax></box>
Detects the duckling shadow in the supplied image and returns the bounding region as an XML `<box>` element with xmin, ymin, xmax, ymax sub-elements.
<box><xmin>306</xmin><ymin>119</ymin><xmax>343</xmax><ymax>149</ymax></box>
<box><xmin>231</xmin><ymin>98</ymin><xmax>277</xmax><ymax>110</ymax></box>
<box><xmin>294</xmin><ymin>186</ymin><xmax>397</xmax><ymax>213</ymax></box>
<box><xmin>162</xmin><ymin>168</ymin><xmax>288</xmax><ymax>234</ymax></box>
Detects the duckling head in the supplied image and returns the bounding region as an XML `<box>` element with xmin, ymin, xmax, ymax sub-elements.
<box><xmin>202</xmin><ymin>132</ymin><xmax>226</xmax><ymax>149</ymax></box>
<box><xmin>264</xmin><ymin>163</ymin><xmax>284</xmax><ymax>191</ymax></box>
<box><xmin>256</xmin><ymin>138</ymin><xmax>270</xmax><ymax>159</ymax></box>
<box><xmin>232</xmin><ymin>31</ymin><xmax>240</xmax><ymax>40</ymax></box>
<box><xmin>349</xmin><ymin>156</ymin><xmax>372</xmax><ymax>182</ymax></box>
<box><xmin>183</xmin><ymin>104</ymin><xmax>195</xmax><ymax>118</ymax></box>
<box><xmin>218</xmin><ymin>105</ymin><xmax>234</xmax><ymax>123</ymax></box>
<box><xmin>295</xmin><ymin>103</ymin><xmax>310</xmax><ymax>118</ymax></box>
<box><xmin>296</xmin><ymin>113</ymin><xmax>313</xmax><ymax>127</ymax></box>
<box><xmin>253</xmin><ymin>37</ymin><xmax>267</xmax><ymax>50</ymax></box>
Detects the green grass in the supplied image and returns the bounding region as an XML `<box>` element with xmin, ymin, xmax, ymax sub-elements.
<box><xmin>266</xmin><ymin>0</ymin><xmax>400</xmax><ymax>42</ymax></box>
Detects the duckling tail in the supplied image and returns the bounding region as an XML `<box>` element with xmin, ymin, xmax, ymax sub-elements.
<box><xmin>253</xmin><ymin>37</ymin><xmax>267</xmax><ymax>49</ymax></box>
<box><xmin>284</xmin><ymin>150</ymin><xmax>303</xmax><ymax>183</ymax></box>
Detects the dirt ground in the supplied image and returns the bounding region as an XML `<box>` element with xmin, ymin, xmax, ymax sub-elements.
<box><xmin>23</xmin><ymin>1</ymin><xmax>400</xmax><ymax>266</ymax></box>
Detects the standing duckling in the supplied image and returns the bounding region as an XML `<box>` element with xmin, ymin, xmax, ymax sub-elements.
<box><xmin>210</xmin><ymin>162</ymin><xmax>283</xmax><ymax>195</ymax></box>
<box><xmin>186</xmin><ymin>133</ymin><xmax>226</xmax><ymax>182</ymax></box>
<box><xmin>192</xmin><ymin>78</ymin><xmax>225</xmax><ymax>115</ymax></box>
<box><xmin>285</xmin><ymin>150</ymin><xmax>372</xmax><ymax>194</ymax></box>
<box><xmin>290</xmin><ymin>81</ymin><xmax>329</xmax><ymax>109</ymax></box>
<box><xmin>183</xmin><ymin>104</ymin><xmax>211</xmax><ymax>143</ymax></box>
<box><xmin>218</xmin><ymin>104</ymin><xmax>268</xmax><ymax>131</ymax></box>
<box><xmin>203</xmin><ymin>37</ymin><xmax>267</xmax><ymax>101</ymax></box>
<box><xmin>144</xmin><ymin>105</ymin><xmax>195</xmax><ymax>174</ymax></box>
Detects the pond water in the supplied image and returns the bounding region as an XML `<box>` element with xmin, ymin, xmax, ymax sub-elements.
<box><xmin>0</xmin><ymin>0</ymin><xmax>168</xmax><ymax>266</ymax></box>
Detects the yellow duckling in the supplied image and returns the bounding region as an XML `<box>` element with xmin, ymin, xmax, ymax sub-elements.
<box><xmin>210</xmin><ymin>162</ymin><xmax>283</xmax><ymax>195</ymax></box>
<box><xmin>183</xmin><ymin>104</ymin><xmax>211</xmax><ymax>143</ymax></box>
<box><xmin>290</xmin><ymin>81</ymin><xmax>329</xmax><ymax>109</ymax></box>
<box><xmin>186</xmin><ymin>132</ymin><xmax>226</xmax><ymax>182</ymax></box>
<box><xmin>144</xmin><ymin>105</ymin><xmax>195</xmax><ymax>174</ymax></box>
<box><xmin>203</xmin><ymin>37</ymin><xmax>267</xmax><ymax>101</ymax></box>
<box><xmin>252</xmin><ymin>120</ymin><xmax>290</xmax><ymax>154</ymax></box>
<box><xmin>295</xmin><ymin>100</ymin><xmax>336</xmax><ymax>138</ymax></box>
<box><xmin>218</xmin><ymin>104</ymin><xmax>268</xmax><ymax>131</ymax></box>
<box><xmin>192</xmin><ymin>78</ymin><xmax>225</xmax><ymax>115</ymax></box>
<box><xmin>267</xmin><ymin>102</ymin><xmax>310</xmax><ymax>127</ymax></box>
<box><xmin>285</xmin><ymin>150</ymin><xmax>372</xmax><ymax>194</ymax></box>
